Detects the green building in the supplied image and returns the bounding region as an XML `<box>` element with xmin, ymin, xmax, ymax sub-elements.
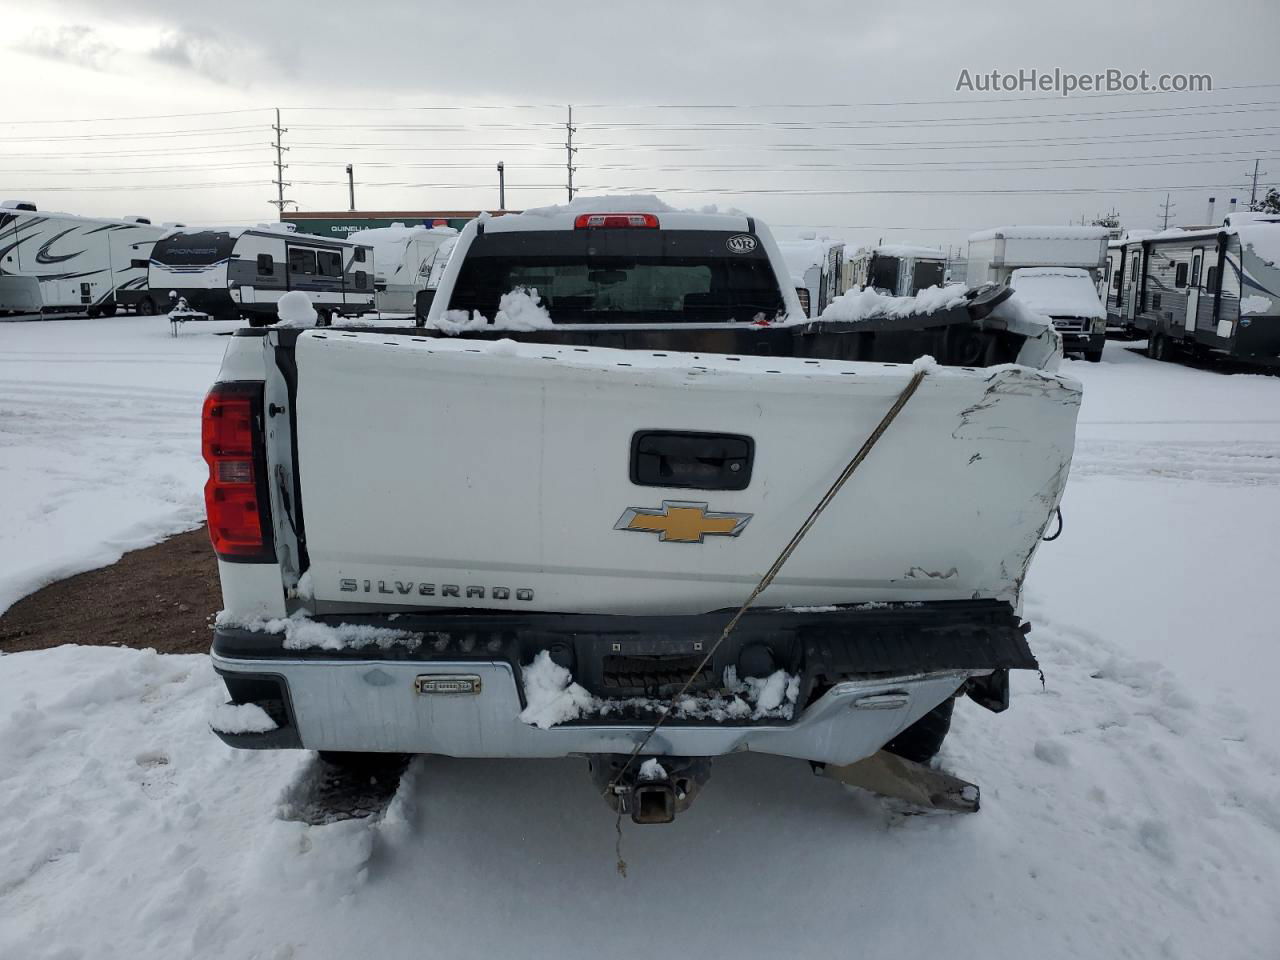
<box><xmin>283</xmin><ymin>210</ymin><xmax>514</xmax><ymax>239</ymax></box>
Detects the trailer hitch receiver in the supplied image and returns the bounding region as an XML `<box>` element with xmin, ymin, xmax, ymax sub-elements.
<box><xmin>588</xmin><ymin>754</ymin><xmax>712</xmax><ymax>824</ymax></box>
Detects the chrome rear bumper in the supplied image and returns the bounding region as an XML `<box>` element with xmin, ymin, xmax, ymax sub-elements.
<box><xmin>211</xmin><ymin>653</ymin><xmax>973</xmax><ymax>767</ymax></box>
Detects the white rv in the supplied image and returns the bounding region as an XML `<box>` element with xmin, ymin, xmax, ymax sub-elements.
<box><xmin>0</xmin><ymin>201</ymin><xmax>170</xmax><ymax>319</ymax></box>
<box><xmin>846</xmin><ymin>244</ymin><xmax>947</xmax><ymax>297</ymax></box>
<box><xmin>346</xmin><ymin>223</ymin><xmax>458</xmax><ymax>314</ymax></box>
<box><xmin>1126</xmin><ymin>212</ymin><xmax>1280</xmax><ymax>367</ymax></box>
<box><xmin>149</xmin><ymin>224</ymin><xmax>375</xmax><ymax>326</ymax></box>
<box><xmin>776</xmin><ymin>237</ymin><xmax>845</xmax><ymax>317</ymax></box>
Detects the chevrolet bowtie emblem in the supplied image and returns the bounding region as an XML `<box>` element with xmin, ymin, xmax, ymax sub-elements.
<box><xmin>614</xmin><ymin>500</ymin><xmax>752</xmax><ymax>543</ymax></box>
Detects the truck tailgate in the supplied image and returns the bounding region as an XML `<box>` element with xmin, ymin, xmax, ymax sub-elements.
<box><xmin>280</xmin><ymin>331</ymin><xmax>1080</xmax><ymax>615</ymax></box>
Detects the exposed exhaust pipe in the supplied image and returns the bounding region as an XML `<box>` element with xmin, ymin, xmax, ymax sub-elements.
<box><xmin>1205</xmin><ymin>197</ymin><xmax>1216</xmax><ymax>224</ymax></box>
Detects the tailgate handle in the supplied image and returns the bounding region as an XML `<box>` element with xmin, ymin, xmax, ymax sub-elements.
<box><xmin>630</xmin><ymin>431</ymin><xmax>753</xmax><ymax>491</ymax></box>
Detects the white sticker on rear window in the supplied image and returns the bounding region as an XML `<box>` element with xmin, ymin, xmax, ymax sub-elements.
<box><xmin>726</xmin><ymin>234</ymin><xmax>757</xmax><ymax>254</ymax></box>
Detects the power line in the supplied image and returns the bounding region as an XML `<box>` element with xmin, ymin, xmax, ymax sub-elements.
<box><xmin>266</xmin><ymin>145</ymin><xmax>1280</xmax><ymax>174</ymax></box>
<box><xmin>573</xmin><ymin>182</ymin><xmax>1256</xmax><ymax>197</ymax></box>
<box><xmin>1</xmin><ymin>144</ymin><xmax>268</xmax><ymax>160</ymax></box>
<box><xmin>2</xmin><ymin>125</ymin><xmax>265</xmax><ymax>143</ymax></box>
<box><xmin>0</xmin><ymin>108</ymin><xmax>272</xmax><ymax>126</ymax></box>
<box><xmin>7</xmin><ymin>180</ymin><xmax>271</xmax><ymax>192</ymax></box>
<box><xmin>10</xmin><ymin>80</ymin><xmax>1279</xmax><ymax>125</ymax></box>
<box><xmin>0</xmin><ymin>163</ymin><xmax>268</xmax><ymax>175</ymax></box>
<box><xmin>577</xmin><ymin>102</ymin><xmax>1280</xmax><ymax>132</ymax></box>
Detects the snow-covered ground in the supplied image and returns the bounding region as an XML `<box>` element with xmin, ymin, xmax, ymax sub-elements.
<box><xmin>1</xmin><ymin>324</ymin><xmax>1278</xmax><ymax>958</ymax></box>
<box><xmin>0</xmin><ymin>315</ymin><xmax>237</xmax><ymax>615</ymax></box>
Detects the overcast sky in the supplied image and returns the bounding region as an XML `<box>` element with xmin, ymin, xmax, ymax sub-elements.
<box><xmin>3</xmin><ymin>0</ymin><xmax>1278</xmax><ymax>250</ymax></box>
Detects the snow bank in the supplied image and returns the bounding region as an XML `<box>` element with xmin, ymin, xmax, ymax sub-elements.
<box><xmin>275</xmin><ymin>290</ymin><xmax>318</xmax><ymax>328</ymax></box>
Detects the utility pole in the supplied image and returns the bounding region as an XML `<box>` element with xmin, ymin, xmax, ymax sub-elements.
<box><xmin>1245</xmin><ymin>158</ymin><xmax>1269</xmax><ymax>208</ymax></box>
<box><xmin>497</xmin><ymin>161</ymin><xmax>505</xmax><ymax>211</ymax></box>
<box><xmin>565</xmin><ymin>105</ymin><xmax>577</xmax><ymax>203</ymax></box>
<box><xmin>269</xmin><ymin>108</ymin><xmax>294</xmax><ymax>217</ymax></box>
<box><xmin>1158</xmin><ymin>193</ymin><xmax>1175</xmax><ymax>230</ymax></box>
<box><xmin>346</xmin><ymin>164</ymin><xmax>355</xmax><ymax>212</ymax></box>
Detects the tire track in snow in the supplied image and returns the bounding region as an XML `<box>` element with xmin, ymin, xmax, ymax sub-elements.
<box><xmin>1072</xmin><ymin>439</ymin><xmax>1280</xmax><ymax>485</ymax></box>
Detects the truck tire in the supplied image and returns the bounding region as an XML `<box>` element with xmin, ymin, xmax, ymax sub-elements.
<box><xmin>316</xmin><ymin>308</ymin><xmax>333</xmax><ymax>328</ymax></box>
<box><xmin>86</xmin><ymin>305</ymin><xmax>101</xmax><ymax>319</ymax></box>
<box><xmin>100</xmin><ymin>302</ymin><xmax>118</xmax><ymax>318</ymax></box>
<box><xmin>138</xmin><ymin>297</ymin><xmax>157</xmax><ymax>316</ymax></box>
<box><xmin>1084</xmin><ymin>347</ymin><xmax>1103</xmax><ymax>363</ymax></box>
<box><xmin>883</xmin><ymin>697</ymin><xmax>954</xmax><ymax>764</ymax></box>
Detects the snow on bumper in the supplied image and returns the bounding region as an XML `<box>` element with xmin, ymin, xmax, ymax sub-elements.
<box><xmin>209</xmin><ymin>601</ymin><xmax>1036</xmax><ymax>764</ymax></box>
<box><xmin>210</xmin><ymin>652</ymin><xmax>973</xmax><ymax>766</ymax></box>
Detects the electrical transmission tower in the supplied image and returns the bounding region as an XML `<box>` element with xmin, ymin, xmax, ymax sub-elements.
<box><xmin>1158</xmin><ymin>193</ymin><xmax>1176</xmax><ymax>230</ymax></box>
<box><xmin>269</xmin><ymin>108</ymin><xmax>295</xmax><ymax>216</ymax></box>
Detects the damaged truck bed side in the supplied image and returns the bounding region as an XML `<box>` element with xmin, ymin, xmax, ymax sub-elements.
<box><xmin>205</xmin><ymin>199</ymin><xmax>1080</xmax><ymax>820</ymax></box>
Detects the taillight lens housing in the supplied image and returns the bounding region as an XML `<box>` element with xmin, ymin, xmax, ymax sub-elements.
<box><xmin>202</xmin><ymin>382</ymin><xmax>275</xmax><ymax>562</ymax></box>
<box><xmin>573</xmin><ymin>213</ymin><xmax>660</xmax><ymax>229</ymax></box>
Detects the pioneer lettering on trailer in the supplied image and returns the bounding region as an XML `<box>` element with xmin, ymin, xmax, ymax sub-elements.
<box><xmin>339</xmin><ymin>578</ymin><xmax>533</xmax><ymax>601</ymax></box>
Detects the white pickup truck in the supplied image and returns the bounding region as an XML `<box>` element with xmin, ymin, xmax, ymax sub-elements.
<box><xmin>205</xmin><ymin>198</ymin><xmax>1079</xmax><ymax>821</ymax></box>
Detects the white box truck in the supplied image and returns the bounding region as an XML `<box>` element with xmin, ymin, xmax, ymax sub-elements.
<box><xmin>966</xmin><ymin>226</ymin><xmax>1110</xmax><ymax>361</ymax></box>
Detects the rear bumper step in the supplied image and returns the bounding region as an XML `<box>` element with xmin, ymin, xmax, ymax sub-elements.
<box><xmin>212</xmin><ymin>598</ymin><xmax>1036</xmax><ymax>687</ymax></box>
<box><xmin>211</xmin><ymin>600</ymin><xmax>1035</xmax><ymax>763</ymax></box>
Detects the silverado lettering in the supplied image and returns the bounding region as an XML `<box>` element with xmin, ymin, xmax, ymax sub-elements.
<box><xmin>338</xmin><ymin>578</ymin><xmax>533</xmax><ymax>601</ymax></box>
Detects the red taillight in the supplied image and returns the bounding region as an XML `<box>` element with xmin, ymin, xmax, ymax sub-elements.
<box><xmin>573</xmin><ymin>213</ymin><xmax>660</xmax><ymax>229</ymax></box>
<box><xmin>202</xmin><ymin>382</ymin><xmax>274</xmax><ymax>561</ymax></box>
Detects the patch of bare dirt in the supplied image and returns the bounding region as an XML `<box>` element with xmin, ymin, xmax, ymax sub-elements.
<box><xmin>0</xmin><ymin>528</ymin><xmax>219</xmax><ymax>654</ymax></box>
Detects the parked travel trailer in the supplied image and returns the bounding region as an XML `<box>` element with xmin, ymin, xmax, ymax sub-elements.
<box><xmin>149</xmin><ymin>224</ymin><xmax>375</xmax><ymax>326</ymax></box>
<box><xmin>846</xmin><ymin>244</ymin><xmax>946</xmax><ymax>297</ymax></box>
<box><xmin>1128</xmin><ymin>212</ymin><xmax>1280</xmax><ymax>366</ymax></box>
<box><xmin>346</xmin><ymin>223</ymin><xmax>458</xmax><ymax>314</ymax></box>
<box><xmin>776</xmin><ymin>238</ymin><xmax>845</xmax><ymax>317</ymax></box>
<box><xmin>1102</xmin><ymin>230</ymin><xmax>1155</xmax><ymax>336</ymax></box>
<box><xmin>0</xmin><ymin>201</ymin><xmax>170</xmax><ymax>319</ymax></box>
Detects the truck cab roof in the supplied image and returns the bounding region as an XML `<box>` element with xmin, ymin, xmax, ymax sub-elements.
<box><xmin>477</xmin><ymin>195</ymin><xmax>754</xmax><ymax>235</ymax></box>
